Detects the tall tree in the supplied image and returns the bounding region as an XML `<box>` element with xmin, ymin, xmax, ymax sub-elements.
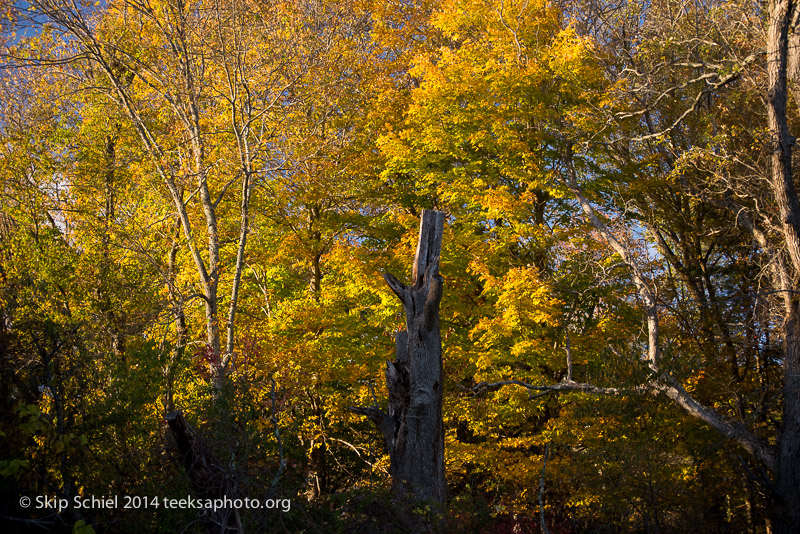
<box><xmin>22</xmin><ymin>0</ymin><xmax>301</xmax><ymax>395</ymax></box>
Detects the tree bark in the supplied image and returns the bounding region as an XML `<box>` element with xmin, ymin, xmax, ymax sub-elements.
<box><xmin>165</xmin><ymin>411</ymin><xmax>242</xmax><ymax>533</ymax></box>
<box><xmin>164</xmin><ymin>218</ymin><xmax>188</xmax><ymax>415</ymax></box>
<box><xmin>351</xmin><ymin>209</ymin><xmax>447</xmax><ymax>508</ymax></box>
<box><xmin>99</xmin><ymin>130</ymin><xmax>125</xmax><ymax>359</ymax></box>
<box><xmin>767</xmin><ymin>2</ymin><xmax>800</xmax><ymax>532</ymax></box>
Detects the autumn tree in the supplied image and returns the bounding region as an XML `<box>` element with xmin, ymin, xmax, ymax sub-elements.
<box><xmin>7</xmin><ymin>0</ymin><xmax>800</xmax><ymax>532</ymax></box>
<box><xmin>378</xmin><ymin>0</ymin><xmax>800</xmax><ymax>531</ymax></box>
<box><xmin>430</xmin><ymin>0</ymin><xmax>800</xmax><ymax>531</ymax></box>
<box><xmin>14</xmin><ymin>0</ymin><xmax>308</xmax><ymax>399</ymax></box>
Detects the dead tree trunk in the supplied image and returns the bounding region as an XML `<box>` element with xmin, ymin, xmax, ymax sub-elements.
<box><xmin>351</xmin><ymin>209</ymin><xmax>446</xmax><ymax>507</ymax></box>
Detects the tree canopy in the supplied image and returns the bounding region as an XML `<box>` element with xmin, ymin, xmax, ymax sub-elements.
<box><xmin>1</xmin><ymin>0</ymin><xmax>799</xmax><ymax>533</ymax></box>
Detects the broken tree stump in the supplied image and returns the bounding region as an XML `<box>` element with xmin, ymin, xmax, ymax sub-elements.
<box><xmin>351</xmin><ymin>209</ymin><xmax>446</xmax><ymax>507</ymax></box>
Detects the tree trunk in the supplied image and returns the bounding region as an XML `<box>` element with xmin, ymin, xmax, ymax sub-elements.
<box><xmin>773</xmin><ymin>308</ymin><xmax>800</xmax><ymax>534</ymax></box>
<box><xmin>767</xmin><ymin>1</ymin><xmax>800</xmax><ymax>532</ymax></box>
<box><xmin>351</xmin><ymin>209</ymin><xmax>447</xmax><ymax>509</ymax></box>
<box><xmin>100</xmin><ymin>131</ymin><xmax>125</xmax><ymax>359</ymax></box>
<box><xmin>164</xmin><ymin>219</ymin><xmax>187</xmax><ymax>415</ymax></box>
<box><xmin>165</xmin><ymin>411</ymin><xmax>242</xmax><ymax>533</ymax></box>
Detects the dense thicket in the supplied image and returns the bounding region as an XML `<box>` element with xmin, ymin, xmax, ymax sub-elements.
<box><xmin>1</xmin><ymin>0</ymin><xmax>798</xmax><ymax>532</ymax></box>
